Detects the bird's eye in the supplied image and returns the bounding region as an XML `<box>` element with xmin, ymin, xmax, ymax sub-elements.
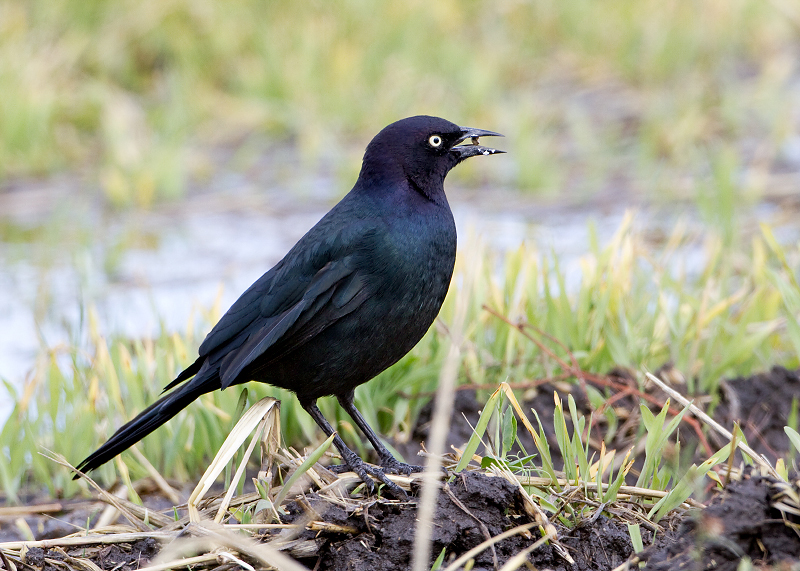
<box><xmin>428</xmin><ymin>135</ymin><xmax>443</xmax><ymax>148</ymax></box>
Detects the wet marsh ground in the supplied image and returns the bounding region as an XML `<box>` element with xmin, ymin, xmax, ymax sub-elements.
<box><xmin>3</xmin><ymin>147</ymin><xmax>800</xmax><ymax>569</ymax></box>
<box><xmin>4</xmin><ymin>2</ymin><xmax>800</xmax><ymax>568</ymax></box>
<box><xmin>4</xmin><ymin>367</ymin><xmax>800</xmax><ymax>569</ymax></box>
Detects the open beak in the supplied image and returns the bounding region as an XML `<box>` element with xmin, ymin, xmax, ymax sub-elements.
<box><xmin>451</xmin><ymin>127</ymin><xmax>505</xmax><ymax>162</ymax></box>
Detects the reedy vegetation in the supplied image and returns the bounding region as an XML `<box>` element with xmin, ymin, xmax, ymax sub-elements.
<box><xmin>2</xmin><ymin>216</ymin><xmax>798</xmax><ymax>500</ymax></box>
<box><xmin>0</xmin><ymin>0</ymin><xmax>798</xmax><ymax>204</ymax></box>
<box><xmin>2</xmin><ymin>0</ymin><xmax>800</xmax><ymax>509</ymax></box>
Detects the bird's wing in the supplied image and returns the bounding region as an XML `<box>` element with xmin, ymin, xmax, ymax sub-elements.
<box><xmin>161</xmin><ymin>262</ymin><xmax>304</xmax><ymax>393</ymax></box>
<box><xmin>195</xmin><ymin>263</ymin><xmax>304</xmax><ymax>359</ymax></box>
<box><xmin>195</xmin><ymin>214</ymin><xmax>376</xmax><ymax>359</ymax></box>
<box><xmin>216</xmin><ymin>255</ymin><xmax>370</xmax><ymax>388</ymax></box>
<box><xmin>161</xmin><ymin>213</ymin><xmax>379</xmax><ymax>393</ymax></box>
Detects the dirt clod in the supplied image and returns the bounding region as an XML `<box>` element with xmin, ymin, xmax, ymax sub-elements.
<box><xmin>23</xmin><ymin>547</ymin><xmax>46</xmax><ymax>568</ymax></box>
<box><xmin>642</xmin><ymin>473</ymin><xmax>800</xmax><ymax>570</ymax></box>
<box><xmin>306</xmin><ymin>472</ymin><xmax>533</xmax><ymax>570</ymax></box>
<box><xmin>287</xmin><ymin>472</ymin><xmax>667</xmax><ymax>571</ymax></box>
<box><xmin>713</xmin><ymin>366</ymin><xmax>800</xmax><ymax>462</ymax></box>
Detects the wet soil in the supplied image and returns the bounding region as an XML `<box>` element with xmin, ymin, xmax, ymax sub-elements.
<box><xmin>7</xmin><ymin>474</ymin><xmax>800</xmax><ymax>571</ymax></box>
<box><xmin>21</xmin><ymin>538</ymin><xmax>160</xmax><ymax>571</ymax></box>
<box><xmin>2</xmin><ymin>473</ymin><xmax>667</xmax><ymax>571</ymax></box>
<box><xmin>282</xmin><ymin>471</ymin><xmax>666</xmax><ymax>571</ymax></box>
<box><xmin>4</xmin><ymin>366</ymin><xmax>800</xmax><ymax>570</ymax></box>
<box><xmin>409</xmin><ymin>366</ymin><xmax>800</xmax><ymax>475</ymax></box>
<box><xmin>711</xmin><ymin>366</ymin><xmax>800</xmax><ymax>464</ymax></box>
<box><xmin>287</xmin><ymin>472</ymin><xmax>537</xmax><ymax>570</ymax></box>
<box><xmin>642</xmin><ymin>472</ymin><xmax>800</xmax><ymax>570</ymax></box>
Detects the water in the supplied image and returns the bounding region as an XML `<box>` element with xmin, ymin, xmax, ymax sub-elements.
<box><xmin>1</xmin><ymin>176</ymin><xmax>796</xmax><ymax>423</ymax></box>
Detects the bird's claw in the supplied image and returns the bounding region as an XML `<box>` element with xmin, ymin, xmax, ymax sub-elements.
<box><xmin>359</xmin><ymin>462</ymin><xmax>408</xmax><ymax>499</ymax></box>
<box><xmin>380</xmin><ymin>456</ymin><xmax>450</xmax><ymax>479</ymax></box>
<box><xmin>329</xmin><ymin>456</ymin><xmax>409</xmax><ymax>499</ymax></box>
<box><xmin>379</xmin><ymin>456</ymin><xmax>424</xmax><ymax>476</ymax></box>
<box><xmin>327</xmin><ymin>463</ymin><xmax>352</xmax><ymax>474</ymax></box>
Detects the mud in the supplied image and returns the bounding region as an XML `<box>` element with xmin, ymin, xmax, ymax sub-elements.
<box><xmin>712</xmin><ymin>366</ymin><xmax>800</xmax><ymax>462</ymax></box>
<box><xmin>4</xmin><ymin>366</ymin><xmax>800</xmax><ymax>570</ymax></box>
<box><xmin>282</xmin><ymin>471</ymin><xmax>664</xmax><ymax>571</ymax></box>
<box><xmin>2</xmin><ymin>472</ymin><xmax>665</xmax><ymax>571</ymax></box>
<box><xmin>642</xmin><ymin>472</ymin><xmax>800</xmax><ymax>570</ymax></box>
<box><xmin>294</xmin><ymin>473</ymin><xmax>533</xmax><ymax>570</ymax></box>
<box><xmin>16</xmin><ymin>539</ymin><xmax>160</xmax><ymax>571</ymax></box>
<box><xmin>412</xmin><ymin>366</ymin><xmax>800</xmax><ymax>475</ymax></box>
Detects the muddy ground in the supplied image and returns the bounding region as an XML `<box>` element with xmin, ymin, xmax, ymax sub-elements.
<box><xmin>285</xmin><ymin>471</ymin><xmax>665</xmax><ymax>571</ymax></box>
<box><xmin>643</xmin><ymin>472</ymin><xmax>800</xmax><ymax>570</ymax></box>
<box><xmin>3</xmin><ymin>366</ymin><xmax>800</xmax><ymax>570</ymax></box>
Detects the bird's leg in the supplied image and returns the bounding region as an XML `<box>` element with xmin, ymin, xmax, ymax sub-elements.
<box><xmin>337</xmin><ymin>392</ymin><xmax>424</xmax><ymax>476</ymax></box>
<box><xmin>301</xmin><ymin>400</ymin><xmax>408</xmax><ymax>499</ymax></box>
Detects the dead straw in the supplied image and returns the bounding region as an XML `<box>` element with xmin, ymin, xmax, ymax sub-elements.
<box><xmin>411</xmin><ymin>247</ymin><xmax>475</xmax><ymax>571</ymax></box>
<box><xmin>0</xmin><ymin>531</ymin><xmax>177</xmax><ymax>551</ymax></box>
<box><xmin>41</xmin><ymin>450</ymin><xmax>152</xmax><ymax>533</ymax></box>
<box><xmin>644</xmin><ymin>372</ymin><xmax>782</xmax><ymax>480</ymax></box>
<box><xmin>0</xmin><ymin>504</ymin><xmax>63</xmax><ymax>517</ymax></box>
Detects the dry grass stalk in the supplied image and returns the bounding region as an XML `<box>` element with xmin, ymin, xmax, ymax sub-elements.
<box><xmin>42</xmin><ymin>450</ymin><xmax>152</xmax><ymax>532</ymax></box>
<box><xmin>0</xmin><ymin>531</ymin><xmax>177</xmax><ymax>551</ymax></box>
<box><xmin>644</xmin><ymin>372</ymin><xmax>781</xmax><ymax>480</ymax></box>
<box><xmin>411</xmin><ymin>247</ymin><xmax>475</xmax><ymax>571</ymax></box>
<box><xmin>513</xmin><ymin>476</ymin><xmax>704</xmax><ymax>508</ymax></box>
<box><xmin>0</xmin><ymin>504</ymin><xmax>63</xmax><ymax>517</ymax></box>
<box><xmin>129</xmin><ymin>446</ymin><xmax>181</xmax><ymax>504</ymax></box>
<box><xmin>148</xmin><ymin>521</ymin><xmax>308</xmax><ymax>571</ymax></box>
<box><xmin>187</xmin><ymin>398</ymin><xmax>280</xmax><ymax>523</ymax></box>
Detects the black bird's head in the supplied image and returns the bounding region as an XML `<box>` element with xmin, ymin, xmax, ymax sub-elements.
<box><xmin>357</xmin><ymin>115</ymin><xmax>504</xmax><ymax>203</ymax></box>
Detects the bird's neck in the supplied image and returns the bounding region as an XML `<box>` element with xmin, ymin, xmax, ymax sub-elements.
<box><xmin>356</xmin><ymin>163</ymin><xmax>448</xmax><ymax>207</ymax></box>
<box><xmin>406</xmin><ymin>173</ymin><xmax>448</xmax><ymax>206</ymax></box>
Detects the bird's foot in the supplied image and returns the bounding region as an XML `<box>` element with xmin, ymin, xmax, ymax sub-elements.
<box><xmin>327</xmin><ymin>463</ymin><xmax>353</xmax><ymax>474</ymax></box>
<box><xmin>328</xmin><ymin>455</ymin><xmax>409</xmax><ymax>499</ymax></box>
<box><xmin>380</xmin><ymin>455</ymin><xmax>450</xmax><ymax>479</ymax></box>
<box><xmin>359</xmin><ymin>462</ymin><xmax>409</xmax><ymax>499</ymax></box>
<box><xmin>379</xmin><ymin>455</ymin><xmax>424</xmax><ymax>476</ymax></box>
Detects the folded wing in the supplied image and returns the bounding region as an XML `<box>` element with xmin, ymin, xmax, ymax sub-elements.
<box><xmin>217</xmin><ymin>256</ymin><xmax>369</xmax><ymax>388</ymax></box>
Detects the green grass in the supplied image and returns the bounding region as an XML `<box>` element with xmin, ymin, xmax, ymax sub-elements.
<box><xmin>1</xmin><ymin>0</ymin><xmax>797</xmax><ymax>204</ymax></box>
<box><xmin>1</xmin><ymin>215</ymin><xmax>798</xmax><ymax>501</ymax></box>
<box><xmin>457</xmin><ymin>381</ymin><xmax>737</xmax><ymax>528</ymax></box>
<box><xmin>2</xmin><ymin>0</ymin><xmax>800</xmax><ymax>503</ymax></box>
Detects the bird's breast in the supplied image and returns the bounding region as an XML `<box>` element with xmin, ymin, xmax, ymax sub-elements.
<box><xmin>369</xmin><ymin>204</ymin><xmax>456</xmax><ymax>335</ymax></box>
<box><xmin>261</xmin><ymin>197</ymin><xmax>457</xmax><ymax>399</ymax></box>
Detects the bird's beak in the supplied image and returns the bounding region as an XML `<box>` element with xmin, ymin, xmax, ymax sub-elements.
<box><xmin>451</xmin><ymin>127</ymin><xmax>505</xmax><ymax>162</ymax></box>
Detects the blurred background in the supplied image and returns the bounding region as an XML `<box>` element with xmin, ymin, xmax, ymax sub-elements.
<box><xmin>2</xmin><ymin>0</ymin><xmax>800</xmax><ymax>495</ymax></box>
<box><xmin>2</xmin><ymin>0</ymin><xmax>799</xmax><ymax>202</ymax></box>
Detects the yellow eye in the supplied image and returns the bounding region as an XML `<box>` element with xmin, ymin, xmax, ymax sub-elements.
<box><xmin>428</xmin><ymin>134</ymin><xmax>443</xmax><ymax>148</ymax></box>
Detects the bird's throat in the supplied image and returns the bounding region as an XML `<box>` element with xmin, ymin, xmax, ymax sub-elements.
<box><xmin>407</xmin><ymin>173</ymin><xmax>445</xmax><ymax>205</ymax></box>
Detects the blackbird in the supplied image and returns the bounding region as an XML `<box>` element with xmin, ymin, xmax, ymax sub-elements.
<box><xmin>75</xmin><ymin>115</ymin><xmax>504</xmax><ymax>497</ymax></box>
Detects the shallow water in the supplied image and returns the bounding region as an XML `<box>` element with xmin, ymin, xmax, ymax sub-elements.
<box><xmin>0</xmin><ymin>175</ymin><xmax>796</xmax><ymax>423</ymax></box>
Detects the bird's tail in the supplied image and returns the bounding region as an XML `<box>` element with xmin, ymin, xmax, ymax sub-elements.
<box><xmin>74</xmin><ymin>370</ymin><xmax>220</xmax><ymax>478</ymax></box>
